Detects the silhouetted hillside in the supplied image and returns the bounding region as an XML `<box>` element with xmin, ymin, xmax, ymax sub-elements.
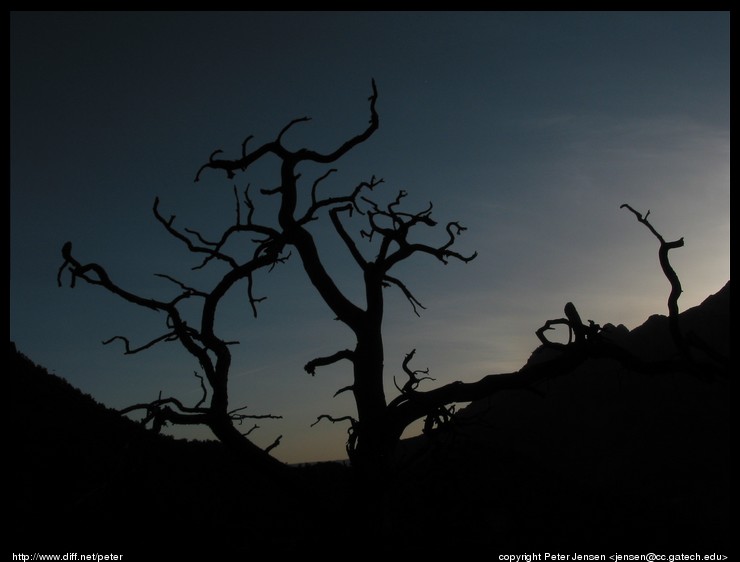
<box><xmin>393</xmin><ymin>282</ymin><xmax>730</xmax><ymax>552</ymax></box>
<box><xmin>523</xmin><ymin>280</ymin><xmax>730</xmax><ymax>367</ymax></box>
<box><xmin>9</xmin><ymin>282</ymin><xmax>731</xmax><ymax>554</ymax></box>
<box><xmin>625</xmin><ymin>280</ymin><xmax>730</xmax><ymax>361</ymax></box>
<box><xmin>9</xmin><ymin>344</ymin><xmax>351</xmax><ymax>554</ymax></box>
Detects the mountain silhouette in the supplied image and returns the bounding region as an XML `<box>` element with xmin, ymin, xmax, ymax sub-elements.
<box><xmin>392</xmin><ymin>281</ymin><xmax>730</xmax><ymax>552</ymax></box>
<box><xmin>9</xmin><ymin>281</ymin><xmax>730</xmax><ymax>554</ymax></box>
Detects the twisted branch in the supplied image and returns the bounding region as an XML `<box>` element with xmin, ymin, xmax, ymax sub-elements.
<box><xmin>304</xmin><ymin>349</ymin><xmax>355</xmax><ymax>376</ymax></box>
<box><xmin>621</xmin><ymin>204</ymin><xmax>686</xmax><ymax>356</ymax></box>
<box><xmin>535</xmin><ymin>318</ymin><xmax>572</xmax><ymax>349</ymax></box>
<box><xmin>395</xmin><ymin>349</ymin><xmax>434</xmax><ymax>394</ymax></box>
<box><xmin>310</xmin><ymin>414</ymin><xmax>357</xmax><ymax>428</ymax></box>
<box><xmin>59</xmin><ymin>242</ymin><xmax>166</xmax><ymax>312</ymax></box>
<box><xmin>120</xmin><ymin>395</ymin><xmax>209</xmax><ymax>417</ymax></box>
<box><xmin>195</xmin><ymin>80</ymin><xmax>379</xmax><ymax>182</ymax></box>
<box><xmin>300</xmin><ymin>175</ymin><xmax>383</xmax><ymax>226</ymax></box>
<box><xmin>102</xmin><ymin>333</ymin><xmax>178</xmax><ymax>355</ymax></box>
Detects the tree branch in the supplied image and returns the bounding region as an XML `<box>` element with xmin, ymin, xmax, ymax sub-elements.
<box><xmin>194</xmin><ymin>140</ymin><xmax>281</xmax><ymax>182</ymax></box>
<box><xmin>153</xmin><ymin>274</ymin><xmax>210</xmax><ymax>307</ymax></box>
<box><xmin>59</xmin><ymin>241</ymin><xmax>167</xmax><ymax>312</ymax></box>
<box><xmin>395</xmin><ymin>349</ymin><xmax>434</xmax><ymax>394</ymax></box>
<box><xmin>310</xmin><ymin>168</ymin><xmax>338</xmax><ymax>207</ymax></box>
<box><xmin>304</xmin><ymin>349</ymin><xmax>355</xmax><ymax>376</ymax></box>
<box><xmin>119</xmin><ymin>395</ymin><xmax>211</xmax><ymax>433</ymax></box>
<box><xmin>246</xmin><ymin>272</ymin><xmax>267</xmax><ymax>318</ymax></box>
<box><xmin>102</xmin><ymin>333</ymin><xmax>178</xmax><ymax>355</ymax></box>
<box><xmin>365</xmin><ymin>196</ymin><xmax>477</xmax><ymax>271</ymax></box>
<box><xmin>264</xmin><ymin>435</ymin><xmax>283</xmax><ymax>454</ymax></box>
<box><xmin>243</xmin><ymin>184</ymin><xmax>256</xmax><ymax>224</ymax></box>
<box><xmin>535</xmin><ymin>318</ymin><xmax>572</xmax><ymax>349</ymax></box>
<box><xmin>277</xmin><ymin>116</ymin><xmax>312</xmax><ymax>143</ymax></box>
<box><xmin>294</xmin><ymin>79</ymin><xmax>379</xmax><ymax>164</ymax></box>
<box><xmin>621</xmin><ymin>204</ymin><xmax>687</xmax><ymax>356</ymax></box>
<box><xmin>383</xmin><ymin>274</ymin><xmax>426</xmax><ymax>316</ymax></box>
<box><xmin>120</xmin><ymin>395</ymin><xmax>210</xmax><ymax>417</ymax></box>
<box><xmin>310</xmin><ymin>414</ymin><xmax>357</xmax><ymax>428</ymax></box>
<box><xmin>194</xmin><ymin>371</ymin><xmax>208</xmax><ymax>409</ymax></box>
<box><xmin>300</xmin><ymin>175</ymin><xmax>384</xmax><ymax>225</ymax></box>
<box><xmin>243</xmin><ymin>423</ymin><xmax>260</xmax><ymax>437</ymax></box>
<box><xmin>333</xmin><ymin>385</ymin><xmax>355</xmax><ymax>398</ymax></box>
<box><xmin>309</xmin><ymin>415</ymin><xmax>360</xmax><ymax>462</ymax></box>
<box><xmin>194</xmin><ymin>80</ymin><xmax>378</xmax><ymax>182</ymax></box>
<box><xmin>227</xmin><ymin>405</ymin><xmax>283</xmax><ymax>421</ymax></box>
<box><xmin>152</xmin><ymin>198</ymin><xmax>239</xmax><ymax>269</ymax></box>
<box><xmin>329</xmin><ymin>205</ymin><xmax>368</xmax><ymax>268</ymax></box>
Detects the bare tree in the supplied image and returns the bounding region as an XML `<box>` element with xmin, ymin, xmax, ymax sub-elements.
<box><xmin>61</xmin><ymin>81</ymin><xmax>725</xmax><ymax>484</ymax></box>
<box><xmin>195</xmin><ymin>81</ymin><xmax>726</xmax><ymax>478</ymax></box>
<box><xmin>58</xmin><ymin>192</ymin><xmax>289</xmax><ymax>474</ymax></box>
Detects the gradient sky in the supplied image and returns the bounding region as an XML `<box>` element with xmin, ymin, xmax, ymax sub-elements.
<box><xmin>10</xmin><ymin>12</ymin><xmax>730</xmax><ymax>464</ymax></box>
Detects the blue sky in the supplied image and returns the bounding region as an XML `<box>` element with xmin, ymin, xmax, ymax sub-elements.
<box><xmin>10</xmin><ymin>12</ymin><xmax>729</xmax><ymax>463</ymax></box>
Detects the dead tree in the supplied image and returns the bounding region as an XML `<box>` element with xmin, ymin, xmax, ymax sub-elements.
<box><xmin>58</xmin><ymin>192</ymin><xmax>289</xmax><ymax>475</ymax></box>
<box><xmin>195</xmin><ymin>81</ymin><xmax>476</xmax><ymax>473</ymax></box>
<box><xmin>196</xmin><ymin>81</ymin><xmax>726</xmax><ymax>477</ymax></box>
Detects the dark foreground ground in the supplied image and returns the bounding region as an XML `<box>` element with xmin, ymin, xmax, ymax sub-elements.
<box><xmin>8</xmin><ymin>283</ymin><xmax>731</xmax><ymax>556</ymax></box>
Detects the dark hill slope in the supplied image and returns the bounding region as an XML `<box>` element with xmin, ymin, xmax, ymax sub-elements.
<box><xmin>624</xmin><ymin>280</ymin><xmax>730</xmax><ymax>361</ymax></box>
<box><xmin>9</xmin><ymin>282</ymin><xmax>730</xmax><ymax>554</ymax></box>
<box><xmin>8</xmin><ymin>344</ymin><xmax>350</xmax><ymax>555</ymax></box>
<box><xmin>391</xmin><ymin>282</ymin><xmax>730</xmax><ymax>552</ymax></box>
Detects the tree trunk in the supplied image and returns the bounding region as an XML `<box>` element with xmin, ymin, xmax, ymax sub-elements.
<box><xmin>350</xmin><ymin>322</ymin><xmax>397</xmax><ymax>476</ymax></box>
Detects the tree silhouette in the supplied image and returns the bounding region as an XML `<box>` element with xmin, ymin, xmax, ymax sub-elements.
<box><xmin>193</xmin><ymin>81</ymin><xmax>727</xmax><ymax>478</ymax></box>
<box><xmin>61</xmin><ymin>81</ymin><xmax>726</xmax><ymax>482</ymax></box>
<box><xmin>58</xmin><ymin>192</ymin><xmax>289</xmax><ymax>474</ymax></box>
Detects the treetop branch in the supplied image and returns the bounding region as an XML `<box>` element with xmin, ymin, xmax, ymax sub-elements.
<box><xmin>194</xmin><ymin>80</ymin><xmax>379</xmax><ymax>183</ymax></box>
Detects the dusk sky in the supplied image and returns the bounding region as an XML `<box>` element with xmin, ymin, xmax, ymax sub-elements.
<box><xmin>10</xmin><ymin>12</ymin><xmax>730</xmax><ymax>464</ymax></box>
